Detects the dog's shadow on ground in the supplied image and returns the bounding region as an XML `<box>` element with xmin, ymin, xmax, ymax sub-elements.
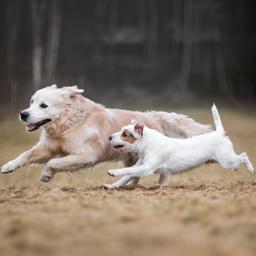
<box><xmin>46</xmin><ymin>180</ymin><xmax>256</xmax><ymax>194</ymax></box>
<box><xmin>82</xmin><ymin>184</ymin><xmax>165</xmax><ymax>192</ymax></box>
<box><xmin>92</xmin><ymin>184</ymin><xmax>208</xmax><ymax>192</ymax></box>
<box><xmin>60</xmin><ymin>184</ymin><xmax>210</xmax><ymax>193</ymax></box>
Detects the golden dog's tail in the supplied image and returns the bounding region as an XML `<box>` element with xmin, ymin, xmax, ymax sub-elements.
<box><xmin>152</xmin><ymin>111</ymin><xmax>212</xmax><ymax>138</ymax></box>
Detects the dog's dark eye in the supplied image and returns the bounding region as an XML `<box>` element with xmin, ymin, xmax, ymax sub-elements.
<box><xmin>40</xmin><ymin>103</ymin><xmax>48</xmax><ymax>109</ymax></box>
<box><xmin>30</xmin><ymin>99</ymin><xmax>34</xmax><ymax>104</ymax></box>
<box><xmin>122</xmin><ymin>132</ymin><xmax>127</xmax><ymax>137</ymax></box>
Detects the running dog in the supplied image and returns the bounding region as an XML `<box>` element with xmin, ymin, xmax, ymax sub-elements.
<box><xmin>107</xmin><ymin>104</ymin><xmax>254</xmax><ymax>187</ymax></box>
<box><xmin>1</xmin><ymin>84</ymin><xmax>211</xmax><ymax>187</ymax></box>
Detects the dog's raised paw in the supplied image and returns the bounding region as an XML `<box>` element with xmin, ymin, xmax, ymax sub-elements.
<box><xmin>1</xmin><ymin>162</ymin><xmax>16</xmax><ymax>174</ymax></box>
<box><xmin>40</xmin><ymin>175</ymin><xmax>52</xmax><ymax>182</ymax></box>
<box><xmin>107</xmin><ymin>170</ymin><xmax>117</xmax><ymax>177</ymax></box>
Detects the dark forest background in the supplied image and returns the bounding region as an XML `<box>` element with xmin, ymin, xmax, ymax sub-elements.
<box><xmin>1</xmin><ymin>0</ymin><xmax>256</xmax><ymax>108</ymax></box>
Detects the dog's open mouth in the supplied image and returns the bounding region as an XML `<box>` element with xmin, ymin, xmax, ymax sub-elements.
<box><xmin>26</xmin><ymin>119</ymin><xmax>51</xmax><ymax>132</ymax></box>
<box><xmin>113</xmin><ymin>145</ymin><xmax>124</xmax><ymax>149</ymax></box>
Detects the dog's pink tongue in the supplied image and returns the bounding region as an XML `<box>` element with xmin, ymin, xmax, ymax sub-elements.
<box><xmin>27</xmin><ymin>123</ymin><xmax>37</xmax><ymax>131</ymax></box>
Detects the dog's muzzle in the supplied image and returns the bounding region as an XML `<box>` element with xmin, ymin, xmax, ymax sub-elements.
<box><xmin>20</xmin><ymin>111</ymin><xmax>29</xmax><ymax>121</ymax></box>
<box><xmin>26</xmin><ymin>119</ymin><xmax>52</xmax><ymax>132</ymax></box>
<box><xmin>113</xmin><ymin>145</ymin><xmax>124</xmax><ymax>149</ymax></box>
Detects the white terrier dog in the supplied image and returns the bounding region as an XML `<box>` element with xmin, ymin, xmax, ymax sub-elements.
<box><xmin>106</xmin><ymin>104</ymin><xmax>254</xmax><ymax>188</ymax></box>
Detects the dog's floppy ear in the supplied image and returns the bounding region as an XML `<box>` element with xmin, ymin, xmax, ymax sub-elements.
<box><xmin>69</xmin><ymin>85</ymin><xmax>84</xmax><ymax>94</ymax></box>
<box><xmin>131</xmin><ymin>119</ymin><xmax>138</xmax><ymax>125</ymax></box>
<box><xmin>48</xmin><ymin>84</ymin><xmax>57</xmax><ymax>89</ymax></box>
<box><xmin>134</xmin><ymin>122</ymin><xmax>144</xmax><ymax>137</ymax></box>
<box><xmin>61</xmin><ymin>85</ymin><xmax>84</xmax><ymax>98</ymax></box>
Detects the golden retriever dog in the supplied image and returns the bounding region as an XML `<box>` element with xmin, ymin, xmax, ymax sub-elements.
<box><xmin>1</xmin><ymin>85</ymin><xmax>211</xmax><ymax>188</ymax></box>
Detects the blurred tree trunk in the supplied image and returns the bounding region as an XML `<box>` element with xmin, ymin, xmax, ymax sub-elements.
<box><xmin>147</xmin><ymin>0</ymin><xmax>159</xmax><ymax>59</ymax></box>
<box><xmin>179</xmin><ymin>0</ymin><xmax>193</xmax><ymax>94</ymax></box>
<box><xmin>170</xmin><ymin>0</ymin><xmax>182</xmax><ymax>56</ymax></box>
<box><xmin>45</xmin><ymin>0</ymin><xmax>61</xmax><ymax>83</ymax></box>
<box><xmin>31</xmin><ymin>0</ymin><xmax>46</xmax><ymax>91</ymax></box>
<box><xmin>201</xmin><ymin>0</ymin><xmax>212</xmax><ymax>89</ymax></box>
<box><xmin>94</xmin><ymin>0</ymin><xmax>106</xmax><ymax>63</ymax></box>
<box><xmin>160</xmin><ymin>1</ymin><xmax>170</xmax><ymax>56</ymax></box>
<box><xmin>138</xmin><ymin>0</ymin><xmax>147</xmax><ymax>58</ymax></box>
<box><xmin>6</xmin><ymin>0</ymin><xmax>21</xmax><ymax>108</ymax></box>
<box><xmin>193</xmin><ymin>1</ymin><xmax>202</xmax><ymax>81</ymax></box>
<box><xmin>107</xmin><ymin>0</ymin><xmax>118</xmax><ymax>73</ymax></box>
<box><xmin>211</xmin><ymin>2</ymin><xmax>234</xmax><ymax>99</ymax></box>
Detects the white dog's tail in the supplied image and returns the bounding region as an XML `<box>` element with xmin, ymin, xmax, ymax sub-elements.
<box><xmin>211</xmin><ymin>103</ymin><xmax>225</xmax><ymax>135</ymax></box>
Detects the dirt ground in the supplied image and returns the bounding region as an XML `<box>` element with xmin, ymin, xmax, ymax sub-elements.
<box><xmin>0</xmin><ymin>108</ymin><xmax>256</xmax><ymax>256</ymax></box>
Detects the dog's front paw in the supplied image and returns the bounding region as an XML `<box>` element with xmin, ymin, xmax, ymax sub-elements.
<box><xmin>103</xmin><ymin>183</ymin><xmax>117</xmax><ymax>190</ymax></box>
<box><xmin>107</xmin><ymin>170</ymin><xmax>117</xmax><ymax>177</ymax></box>
<box><xmin>1</xmin><ymin>161</ymin><xmax>17</xmax><ymax>174</ymax></box>
<box><xmin>107</xmin><ymin>169</ymin><xmax>122</xmax><ymax>177</ymax></box>
<box><xmin>40</xmin><ymin>175</ymin><xmax>52</xmax><ymax>182</ymax></box>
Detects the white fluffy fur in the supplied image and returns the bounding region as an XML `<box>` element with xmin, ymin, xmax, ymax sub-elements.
<box><xmin>106</xmin><ymin>104</ymin><xmax>254</xmax><ymax>188</ymax></box>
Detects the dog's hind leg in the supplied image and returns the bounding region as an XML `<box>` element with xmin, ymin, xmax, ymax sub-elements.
<box><xmin>123</xmin><ymin>154</ymin><xmax>141</xmax><ymax>187</ymax></box>
<box><xmin>239</xmin><ymin>152</ymin><xmax>255</xmax><ymax>175</ymax></box>
<box><xmin>157</xmin><ymin>172</ymin><xmax>169</xmax><ymax>186</ymax></box>
<box><xmin>216</xmin><ymin>150</ymin><xmax>255</xmax><ymax>176</ymax></box>
<box><xmin>128</xmin><ymin>170</ymin><xmax>169</xmax><ymax>187</ymax></box>
<box><xmin>127</xmin><ymin>177</ymin><xmax>140</xmax><ymax>186</ymax></box>
<box><xmin>40</xmin><ymin>166</ymin><xmax>55</xmax><ymax>182</ymax></box>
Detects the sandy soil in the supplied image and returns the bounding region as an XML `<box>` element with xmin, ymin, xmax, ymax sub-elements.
<box><xmin>0</xmin><ymin>108</ymin><xmax>256</xmax><ymax>256</ymax></box>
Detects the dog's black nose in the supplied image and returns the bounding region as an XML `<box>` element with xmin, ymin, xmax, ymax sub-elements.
<box><xmin>20</xmin><ymin>111</ymin><xmax>29</xmax><ymax>121</ymax></box>
<box><xmin>109</xmin><ymin>136</ymin><xmax>112</xmax><ymax>141</ymax></box>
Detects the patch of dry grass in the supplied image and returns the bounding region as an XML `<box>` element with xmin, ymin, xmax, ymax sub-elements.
<box><xmin>0</xmin><ymin>108</ymin><xmax>256</xmax><ymax>256</ymax></box>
